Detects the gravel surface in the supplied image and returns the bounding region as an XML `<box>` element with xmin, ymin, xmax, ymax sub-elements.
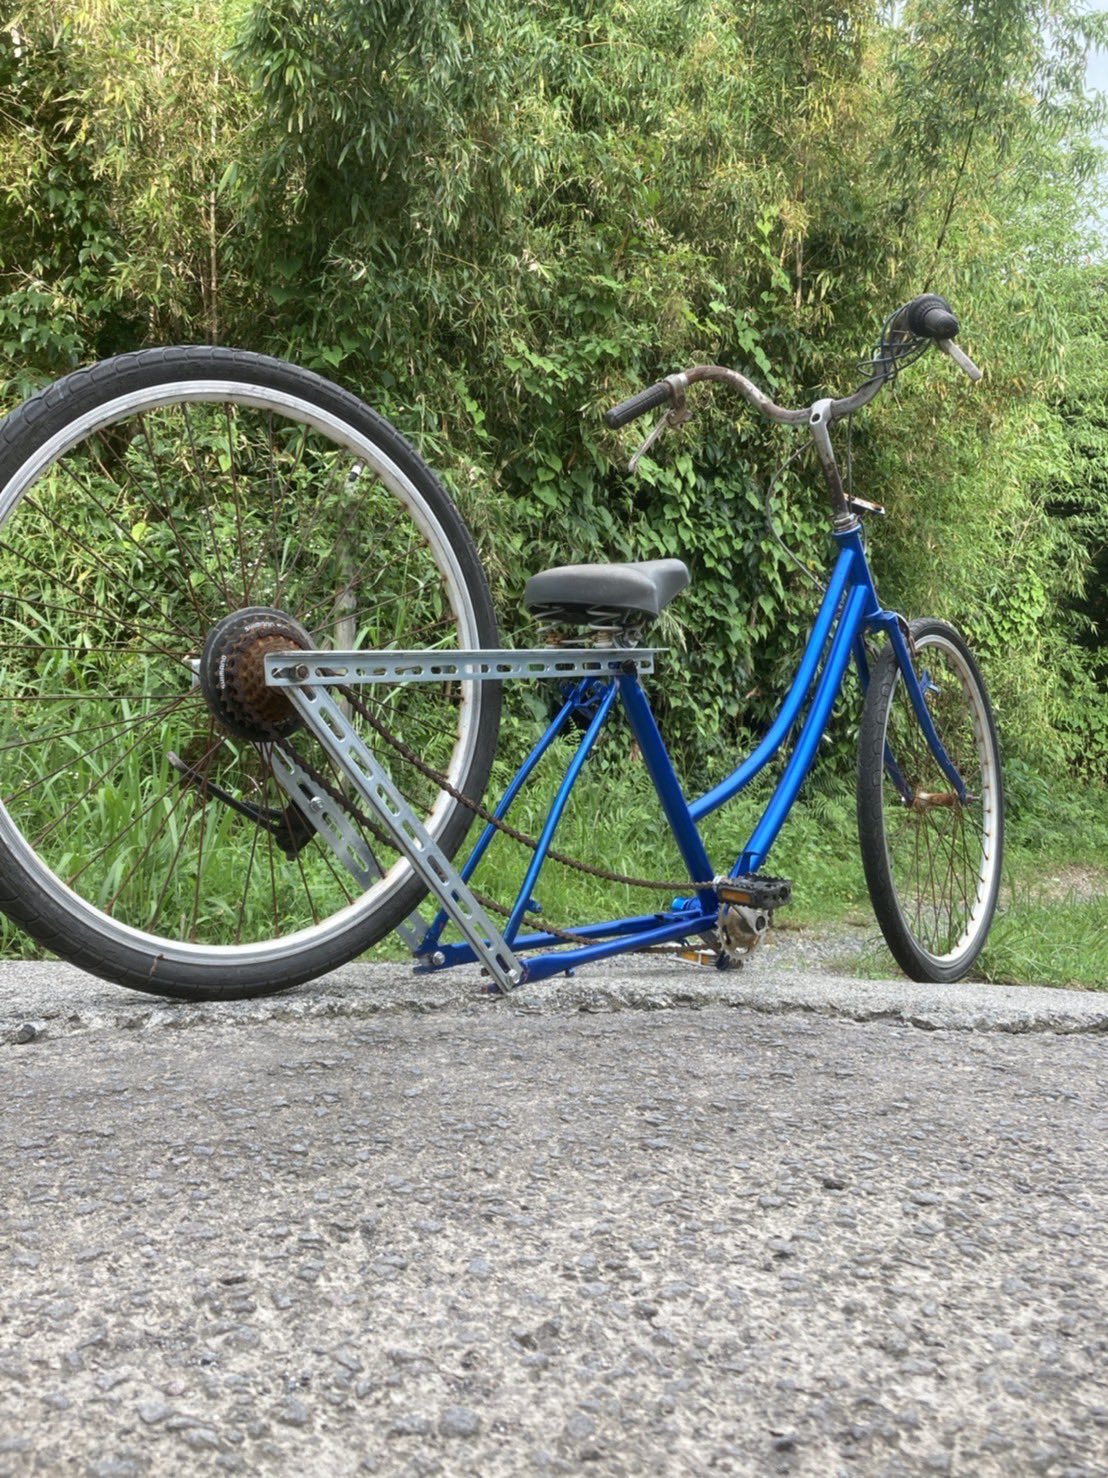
<box><xmin>1</xmin><ymin>939</ymin><xmax>1106</xmax><ymax>1475</ymax></box>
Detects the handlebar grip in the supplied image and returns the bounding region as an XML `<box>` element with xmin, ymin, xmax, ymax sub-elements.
<box><xmin>604</xmin><ymin>381</ymin><xmax>672</xmax><ymax>430</ymax></box>
<box><xmin>903</xmin><ymin>293</ymin><xmax>960</xmax><ymax>340</ymax></box>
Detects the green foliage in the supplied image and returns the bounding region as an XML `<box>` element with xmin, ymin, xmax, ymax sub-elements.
<box><xmin>0</xmin><ymin>1</ymin><xmax>252</xmax><ymax>396</ymax></box>
<box><xmin>1</xmin><ymin>0</ymin><xmax>1106</xmax><ymax>783</ymax></box>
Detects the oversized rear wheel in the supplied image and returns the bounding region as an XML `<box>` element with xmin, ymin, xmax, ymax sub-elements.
<box><xmin>857</xmin><ymin>619</ymin><xmax>1003</xmax><ymax>982</ymax></box>
<box><xmin>0</xmin><ymin>348</ymin><xmax>500</xmax><ymax>999</ymax></box>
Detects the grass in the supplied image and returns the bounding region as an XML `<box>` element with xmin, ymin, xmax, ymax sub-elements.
<box><xmin>976</xmin><ymin>890</ymin><xmax>1108</xmax><ymax>989</ymax></box>
<box><xmin>391</xmin><ymin>728</ymin><xmax>1108</xmax><ymax>991</ymax></box>
<box><xmin>0</xmin><ymin>679</ymin><xmax>1103</xmax><ymax>990</ymax></box>
<box><xmin>974</xmin><ymin>763</ymin><xmax>1108</xmax><ymax>989</ymax></box>
<box><xmin>850</xmin><ymin>886</ymin><xmax>1108</xmax><ymax>991</ymax></box>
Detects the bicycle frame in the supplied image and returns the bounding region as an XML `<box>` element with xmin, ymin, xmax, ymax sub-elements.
<box><xmin>265</xmin><ymin>522</ymin><xmax>966</xmax><ymax>995</ymax></box>
<box><xmin>264</xmin><ymin>337</ymin><xmax>984</xmax><ymax>995</ymax></box>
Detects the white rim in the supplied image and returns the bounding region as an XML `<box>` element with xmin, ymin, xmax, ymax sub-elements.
<box><xmin>883</xmin><ymin>633</ymin><xmax>1001</xmax><ymax>965</ymax></box>
<box><xmin>0</xmin><ymin>374</ymin><xmax>488</xmax><ymax>966</ymax></box>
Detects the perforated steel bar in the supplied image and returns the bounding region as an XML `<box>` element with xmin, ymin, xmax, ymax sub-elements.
<box><xmin>281</xmin><ymin>679</ymin><xmax>523</xmax><ymax>991</ymax></box>
<box><xmin>267</xmin><ymin>743</ymin><xmax>426</xmax><ymax>952</ymax></box>
<box><xmin>264</xmin><ymin>648</ymin><xmax>658</xmax><ymax>688</ymax></box>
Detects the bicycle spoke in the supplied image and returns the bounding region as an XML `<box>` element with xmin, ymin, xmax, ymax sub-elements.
<box><xmin>4</xmin><ymin>691</ymin><xmax>197</xmax><ymax>812</ymax></box>
<box><xmin>256</xmin><ymin>752</ymin><xmax>359</xmax><ymax>909</ymax></box>
<box><xmin>140</xmin><ymin>737</ymin><xmax>231</xmax><ymax>935</ymax></box>
<box><xmin>133</xmin><ymin>412</ymin><xmax>227</xmax><ymax>621</ymax></box>
<box><xmin>234</xmin><ymin>807</ymin><xmax>265</xmax><ymax>946</ymax></box>
<box><xmin>24</xmin><ymin>694</ymin><xmax>199</xmax><ymax>848</ymax></box>
<box><xmin>0</xmin><ymin>534</ymin><xmax>199</xmax><ymax>655</ymax></box>
<box><xmin>69</xmin><ymin>764</ymin><xmax>197</xmax><ymax>893</ymax></box>
<box><xmin>0</xmin><ymin>350</ymin><xmax>497</xmax><ymax>986</ymax></box>
<box><xmin>239</xmin><ymin>411</ymin><xmax>308</xmax><ymax>611</ymax></box>
<box><xmin>190</xmin><ymin>714</ymin><xmax>218</xmax><ymax>941</ymax></box>
<box><xmin>294</xmin><ymin>521</ymin><xmax>430</xmax><ymax>632</ymax></box>
<box><xmin>56</xmin><ymin>455</ymin><xmax>210</xmax><ymax>633</ymax></box>
<box><xmin>222</xmin><ymin>403</ymin><xmax>254</xmax><ymax>604</ymax></box>
<box><xmin>178</xmin><ymin>401</ymin><xmax>236</xmax><ymax>607</ymax></box>
<box><xmin>869</xmin><ymin>634</ymin><xmax>999</xmax><ymax>972</ymax></box>
<box><xmin>0</xmin><ymin>698</ymin><xmax>196</xmax><ymax>754</ymax></box>
<box><xmin>272</xmin><ymin>476</ymin><xmax>409</xmax><ymax>617</ymax></box>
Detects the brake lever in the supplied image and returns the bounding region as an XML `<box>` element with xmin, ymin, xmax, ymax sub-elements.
<box><xmin>628</xmin><ymin>410</ymin><xmax>674</xmax><ymax>472</ymax></box>
<box><xmin>937</xmin><ymin>338</ymin><xmax>982</xmax><ymax>382</ymax></box>
<box><xmin>627</xmin><ymin>375</ymin><xmax>693</xmax><ymax>472</ymax></box>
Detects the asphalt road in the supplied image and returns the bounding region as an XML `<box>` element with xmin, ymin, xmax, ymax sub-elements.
<box><xmin>1</xmin><ymin>944</ymin><xmax>1106</xmax><ymax>1476</ymax></box>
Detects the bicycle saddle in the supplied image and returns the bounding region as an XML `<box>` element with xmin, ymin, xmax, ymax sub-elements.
<box><xmin>523</xmin><ymin>558</ymin><xmax>689</xmax><ymax>627</ymax></box>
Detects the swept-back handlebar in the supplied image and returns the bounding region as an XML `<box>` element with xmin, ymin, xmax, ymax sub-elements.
<box><xmin>603</xmin><ymin>294</ymin><xmax>981</xmax><ymax>432</ymax></box>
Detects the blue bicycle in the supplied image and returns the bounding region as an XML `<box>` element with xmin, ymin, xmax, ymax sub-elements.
<box><xmin>0</xmin><ymin>295</ymin><xmax>1003</xmax><ymax>998</ymax></box>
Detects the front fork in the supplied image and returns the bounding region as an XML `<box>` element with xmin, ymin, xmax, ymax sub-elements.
<box><xmin>861</xmin><ymin>612</ymin><xmax>967</xmax><ymax>806</ymax></box>
<box><xmin>829</xmin><ymin>517</ymin><xmax>966</xmax><ymax>807</ymax></box>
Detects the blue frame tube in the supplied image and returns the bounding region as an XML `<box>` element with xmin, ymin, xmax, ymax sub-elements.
<box><xmin>735</xmin><ymin>581</ymin><xmax>870</xmax><ymax>874</ymax></box>
<box><xmin>458</xmin><ymin>687</ymin><xmax>582</xmax><ymax>883</ymax></box>
<box><xmin>617</xmin><ymin>670</ymin><xmax>716</xmax><ymax>896</ymax></box>
<box><xmin>417</xmin><ymin>910</ymin><xmax>680</xmax><ymax>972</ymax></box>
<box><xmin>421</xmin><ymin>684</ymin><xmax>586</xmax><ymax>950</ymax></box>
<box><xmin>689</xmin><ymin>546</ymin><xmax>856</xmax><ymax>822</ymax></box>
<box><xmin>883</xmin><ymin>618</ymin><xmax>968</xmax><ymax>802</ymax></box>
<box><xmin>509</xmin><ymin>912</ymin><xmax>676</xmax><ymax>951</ymax></box>
<box><xmin>502</xmin><ymin>679</ymin><xmax>620</xmax><ymax>943</ymax></box>
<box><xmin>520</xmin><ymin>909</ymin><xmax>718</xmax><ymax>986</ymax></box>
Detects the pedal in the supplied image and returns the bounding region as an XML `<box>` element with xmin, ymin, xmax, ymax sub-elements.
<box><xmin>714</xmin><ymin>876</ymin><xmax>791</xmax><ymax>968</ymax></box>
<box><xmin>642</xmin><ymin>942</ymin><xmax>740</xmax><ymax>971</ymax></box>
<box><xmin>675</xmin><ymin>946</ymin><xmax>719</xmax><ymax>968</ymax></box>
<box><xmin>716</xmin><ymin>875</ymin><xmax>792</xmax><ymax>910</ymax></box>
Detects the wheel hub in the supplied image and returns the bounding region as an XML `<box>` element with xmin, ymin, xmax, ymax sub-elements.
<box><xmin>911</xmin><ymin>789</ymin><xmax>962</xmax><ymax>813</ymax></box>
<box><xmin>199</xmin><ymin>607</ymin><xmax>312</xmax><ymax>742</ymax></box>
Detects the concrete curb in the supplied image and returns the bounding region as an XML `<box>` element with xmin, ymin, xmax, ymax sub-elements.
<box><xmin>2</xmin><ymin>942</ymin><xmax>1105</xmax><ymax>1046</ymax></box>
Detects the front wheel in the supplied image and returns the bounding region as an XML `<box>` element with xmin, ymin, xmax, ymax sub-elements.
<box><xmin>857</xmin><ymin>619</ymin><xmax>1003</xmax><ymax>982</ymax></box>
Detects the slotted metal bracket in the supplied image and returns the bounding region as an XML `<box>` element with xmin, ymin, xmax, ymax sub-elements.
<box><xmin>266</xmin><ymin>743</ymin><xmax>426</xmax><ymax>953</ymax></box>
<box><xmin>280</xmin><ymin>680</ymin><xmax>524</xmax><ymax>993</ymax></box>
<box><xmin>263</xmin><ymin>647</ymin><xmax>658</xmax><ymax>688</ymax></box>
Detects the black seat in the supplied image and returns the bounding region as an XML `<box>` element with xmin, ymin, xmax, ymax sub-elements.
<box><xmin>523</xmin><ymin>558</ymin><xmax>689</xmax><ymax>628</ymax></box>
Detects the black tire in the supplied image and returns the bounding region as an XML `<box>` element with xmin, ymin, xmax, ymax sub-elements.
<box><xmin>0</xmin><ymin>348</ymin><xmax>500</xmax><ymax>999</ymax></box>
<box><xmin>857</xmin><ymin>619</ymin><xmax>1003</xmax><ymax>982</ymax></box>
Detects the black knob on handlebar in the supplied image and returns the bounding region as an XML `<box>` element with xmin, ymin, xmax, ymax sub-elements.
<box><xmin>903</xmin><ymin>293</ymin><xmax>959</xmax><ymax>340</ymax></box>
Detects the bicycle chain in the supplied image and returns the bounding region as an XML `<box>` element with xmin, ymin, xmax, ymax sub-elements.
<box><xmin>273</xmin><ymin>684</ymin><xmax>719</xmax><ymax>951</ymax></box>
<box><xmin>275</xmin><ymin>732</ymin><xmax>594</xmax><ymax>943</ymax></box>
<box><xmin>276</xmin><ymin>727</ymin><xmax>631</xmax><ymax>948</ymax></box>
<box><xmin>338</xmin><ymin>685</ymin><xmax>716</xmax><ymax>894</ymax></box>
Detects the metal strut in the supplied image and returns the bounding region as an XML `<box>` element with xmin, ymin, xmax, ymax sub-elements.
<box><xmin>279</xmin><ymin>676</ymin><xmax>524</xmax><ymax>993</ymax></box>
<box><xmin>266</xmin><ymin>743</ymin><xmax>427</xmax><ymax>953</ymax></box>
<box><xmin>263</xmin><ymin>647</ymin><xmax>658</xmax><ymax>689</ymax></box>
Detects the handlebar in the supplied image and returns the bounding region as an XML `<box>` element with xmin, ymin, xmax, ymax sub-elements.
<box><xmin>895</xmin><ymin>292</ymin><xmax>960</xmax><ymax>340</ymax></box>
<box><xmin>604</xmin><ymin>294</ymin><xmax>981</xmax><ymax>432</ymax></box>
<box><xmin>604</xmin><ymin>380</ymin><xmax>673</xmax><ymax>430</ymax></box>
